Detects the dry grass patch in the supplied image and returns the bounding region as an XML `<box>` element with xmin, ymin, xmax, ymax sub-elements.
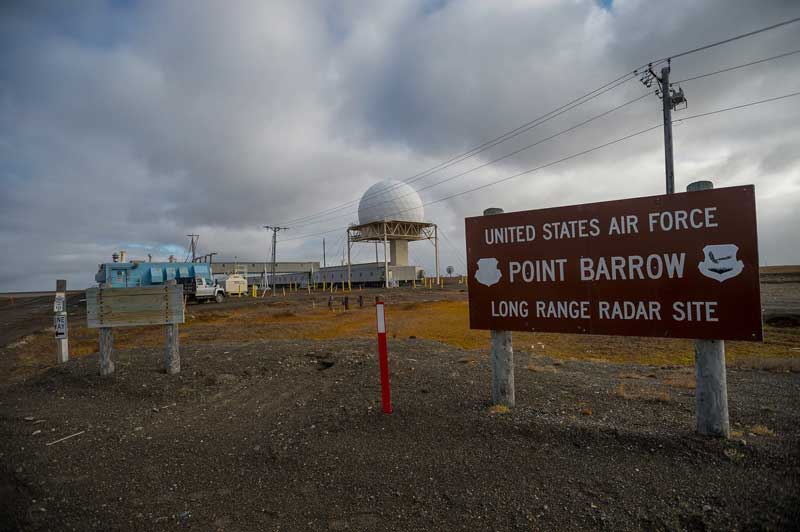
<box><xmin>729</xmin><ymin>356</ymin><xmax>800</xmax><ymax>373</ymax></box>
<box><xmin>749</xmin><ymin>425</ymin><xmax>776</xmax><ymax>437</ymax></box>
<box><xmin>488</xmin><ymin>405</ymin><xmax>511</xmax><ymax>415</ymax></box>
<box><xmin>663</xmin><ymin>371</ymin><xmax>696</xmax><ymax>389</ymax></box>
<box><xmin>617</xmin><ymin>372</ymin><xmax>647</xmax><ymax>380</ymax></box>
<box><xmin>527</xmin><ymin>363</ymin><xmax>558</xmax><ymax>373</ymax></box>
<box><xmin>614</xmin><ymin>383</ymin><xmax>671</xmax><ymax>403</ymax></box>
<box><xmin>723</xmin><ymin>448</ymin><xmax>745</xmax><ymax>462</ymax></box>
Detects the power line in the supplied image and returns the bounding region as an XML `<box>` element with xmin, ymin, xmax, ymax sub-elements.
<box><xmin>671</xmin><ymin>48</ymin><xmax>800</xmax><ymax>84</ymax></box>
<box><xmin>290</xmin><ymin>91</ymin><xmax>652</xmax><ymax>230</ymax></box>
<box><xmin>282</xmin><ymin>73</ymin><xmax>638</xmax><ymax>227</ymax></box>
<box><xmin>439</xmin><ymin>228</ymin><xmax>468</xmax><ymax>270</ymax></box>
<box><xmin>280</xmin><ymin>15</ymin><xmax>800</xmax><ymax>228</ymax></box>
<box><xmin>292</xmin><ymin>47</ymin><xmax>800</xmax><ymax>231</ymax></box>
<box><xmin>281</xmin><ymin>89</ymin><xmax>800</xmax><ymax>243</ymax></box>
<box><xmin>654</xmin><ymin>15</ymin><xmax>800</xmax><ymax>64</ymax></box>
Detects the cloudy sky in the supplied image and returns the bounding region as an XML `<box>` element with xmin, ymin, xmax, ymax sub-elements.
<box><xmin>1</xmin><ymin>0</ymin><xmax>799</xmax><ymax>291</ymax></box>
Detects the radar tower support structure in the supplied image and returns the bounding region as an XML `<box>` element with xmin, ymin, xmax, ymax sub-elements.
<box><xmin>347</xmin><ymin>220</ymin><xmax>439</xmax><ymax>289</ymax></box>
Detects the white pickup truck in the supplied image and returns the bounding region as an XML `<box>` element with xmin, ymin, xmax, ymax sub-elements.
<box><xmin>192</xmin><ymin>277</ymin><xmax>225</xmax><ymax>303</ymax></box>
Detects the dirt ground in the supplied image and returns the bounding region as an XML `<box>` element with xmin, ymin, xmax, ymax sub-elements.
<box><xmin>1</xmin><ymin>275</ymin><xmax>799</xmax><ymax>531</ymax></box>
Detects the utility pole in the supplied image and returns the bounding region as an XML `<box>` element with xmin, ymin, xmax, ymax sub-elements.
<box><xmin>323</xmin><ymin>238</ymin><xmax>326</xmax><ymax>268</ymax></box>
<box><xmin>264</xmin><ymin>225</ymin><xmax>289</xmax><ymax>294</ymax></box>
<box><xmin>186</xmin><ymin>234</ymin><xmax>200</xmax><ymax>262</ymax></box>
<box><xmin>643</xmin><ymin>63</ymin><xmax>726</xmax><ymax>438</ymax></box>
<box><xmin>659</xmin><ymin>64</ymin><xmax>674</xmax><ymax>194</ymax></box>
<box><xmin>642</xmin><ymin>59</ymin><xmax>686</xmax><ymax>194</ymax></box>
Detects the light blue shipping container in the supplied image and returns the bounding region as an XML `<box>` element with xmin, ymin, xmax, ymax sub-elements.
<box><xmin>95</xmin><ymin>261</ymin><xmax>214</xmax><ymax>288</ymax></box>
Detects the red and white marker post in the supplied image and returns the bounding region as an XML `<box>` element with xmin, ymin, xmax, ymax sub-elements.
<box><xmin>375</xmin><ymin>299</ymin><xmax>392</xmax><ymax>414</ymax></box>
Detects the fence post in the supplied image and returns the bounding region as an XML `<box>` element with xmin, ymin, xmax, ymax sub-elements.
<box><xmin>484</xmin><ymin>207</ymin><xmax>515</xmax><ymax>407</ymax></box>
<box><xmin>687</xmin><ymin>180</ymin><xmax>729</xmax><ymax>438</ymax></box>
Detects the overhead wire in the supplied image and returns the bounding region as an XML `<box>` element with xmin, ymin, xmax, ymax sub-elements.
<box><xmin>671</xmin><ymin>48</ymin><xmax>800</xmax><ymax>84</ymax></box>
<box><xmin>289</xmin><ymin>91</ymin><xmax>652</xmax><ymax>230</ymax></box>
<box><xmin>278</xmin><ymin>15</ymin><xmax>800</xmax><ymax>229</ymax></box>
<box><xmin>438</xmin><ymin>228</ymin><xmax>468</xmax><ymax>271</ymax></box>
<box><xmin>289</xmin><ymin>46</ymin><xmax>800</xmax><ymax>233</ymax></box>
<box><xmin>652</xmin><ymin>15</ymin><xmax>800</xmax><ymax>64</ymax></box>
<box><xmin>281</xmin><ymin>73</ymin><xmax>639</xmax><ymax>227</ymax></box>
<box><xmin>281</xmin><ymin>89</ymin><xmax>800</xmax><ymax>243</ymax></box>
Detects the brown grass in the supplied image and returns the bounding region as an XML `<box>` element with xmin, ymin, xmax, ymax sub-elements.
<box><xmin>526</xmin><ymin>362</ymin><xmax>558</xmax><ymax>373</ymax></box>
<box><xmin>617</xmin><ymin>372</ymin><xmax>647</xmax><ymax>380</ymax></box>
<box><xmin>749</xmin><ymin>425</ymin><xmax>776</xmax><ymax>437</ymax></box>
<box><xmin>488</xmin><ymin>405</ymin><xmax>510</xmax><ymax>415</ymax></box>
<box><xmin>760</xmin><ymin>265</ymin><xmax>800</xmax><ymax>274</ymax></box>
<box><xmin>4</xmin><ymin>294</ymin><xmax>799</xmax><ymax>383</ymax></box>
<box><xmin>729</xmin><ymin>356</ymin><xmax>800</xmax><ymax>373</ymax></box>
<box><xmin>615</xmin><ymin>383</ymin><xmax>672</xmax><ymax>403</ymax></box>
<box><xmin>662</xmin><ymin>371</ymin><xmax>696</xmax><ymax>389</ymax></box>
<box><xmin>457</xmin><ymin>356</ymin><xmax>478</xmax><ymax>367</ymax></box>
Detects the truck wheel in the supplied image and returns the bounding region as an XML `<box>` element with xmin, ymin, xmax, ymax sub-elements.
<box><xmin>215</xmin><ymin>292</ymin><xmax>224</xmax><ymax>303</ymax></box>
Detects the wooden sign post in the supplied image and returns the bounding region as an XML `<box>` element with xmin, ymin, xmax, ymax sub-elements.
<box><xmin>86</xmin><ymin>284</ymin><xmax>184</xmax><ymax>376</ymax></box>
<box><xmin>687</xmin><ymin>180</ymin><xmax>729</xmax><ymax>438</ymax></box>
<box><xmin>54</xmin><ymin>279</ymin><xmax>69</xmax><ymax>363</ymax></box>
<box><xmin>483</xmin><ymin>208</ymin><xmax>514</xmax><ymax>407</ymax></box>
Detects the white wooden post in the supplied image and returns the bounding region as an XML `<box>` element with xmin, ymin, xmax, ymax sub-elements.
<box><xmin>99</xmin><ymin>327</ymin><xmax>115</xmax><ymax>376</ymax></box>
<box><xmin>54</xmin><ymin>279</ymin><xmax>69</xmax><ymax>363</ymax></box>
<box><xmin>434</xmin><ymin>224</ymin><xmax>440</xmax><ymax>287</ymax></box>
<box><xmin>383</xmin><ymin>222</ymin><xmax>389</xmax><ymax>289</ymax></box>
<box><xmin>165</xmin><ymin>324</ymin><xmax>180</xmax><ymax>374</ymax></box>
<box><xmin>484</xmin><ymin>207</ymin><xmax>514</xmax><ymax>407</ymax></box>
<box><xmin>686</xmin><ymin>180</ymin><xmax>729</xmax><ymax>438</ymax></box>
<box><xmin>164</xmin><ymin>280</ymin><xmax>180</xmax><ymax>374</ymax></box>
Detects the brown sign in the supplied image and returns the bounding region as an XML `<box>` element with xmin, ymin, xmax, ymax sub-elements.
<box><xmin>465</xmin><ymin>186</ymin><xmax>762</xmax><ymax>341</ymax></box>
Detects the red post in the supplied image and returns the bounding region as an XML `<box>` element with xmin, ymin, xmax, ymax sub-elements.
<box><xmin>375</xmin><ymin>299</ymin><xmax>392</xmax><ymax>414</ymax></box>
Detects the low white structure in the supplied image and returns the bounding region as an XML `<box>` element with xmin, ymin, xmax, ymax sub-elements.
<box><xmin>224</xmin><ymin>274</ymin><xmax>248</xmax><ymax>295</ymax></box>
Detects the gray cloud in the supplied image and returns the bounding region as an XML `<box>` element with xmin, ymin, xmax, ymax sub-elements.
<box><xmin>1</xmin><ymin>0</ymin><xmax>799</xmax><ymax>291</ymax></box>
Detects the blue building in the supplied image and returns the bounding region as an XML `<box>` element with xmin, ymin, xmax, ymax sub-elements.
<box><xmin>95</xmin><ymin>261</ymin><xmax>214</xmax><ymax>288</ymax></box>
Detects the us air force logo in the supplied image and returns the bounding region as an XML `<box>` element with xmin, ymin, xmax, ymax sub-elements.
<box><xmin>474</xmin><ymin>258</ymin><xmax>502</xmax><ymax>287</ymax></box>
<box><xmin>698</xmin><ymin>244</ymin><xmax>744</xmax><ymax>282</ymax></box>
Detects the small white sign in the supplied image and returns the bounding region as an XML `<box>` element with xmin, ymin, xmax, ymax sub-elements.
<box><xmin>54</xmin><ymin>314</ymin><xmax>67</xmax><ymax>338</ymax></box>
<box><xmin>54</xmin><ymin>294</ymin><xmax>66</xmax><ymax>313</ymax></box>
<box><xmin>475</xmin><ymin>257</ymin><xmax>502</xmax><ymax>287</ymax></box>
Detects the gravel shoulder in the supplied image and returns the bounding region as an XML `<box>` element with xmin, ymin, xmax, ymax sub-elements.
<box><xmin>1</xmin><ymin>338</ymin><xmax>798</xmax><ymax>531</ymax></box>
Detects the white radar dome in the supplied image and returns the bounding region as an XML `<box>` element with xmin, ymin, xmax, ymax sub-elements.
<box><xmin>357</xmin><ymin>180</ymin><xmax>425</xmax><ymax>225</ymax></box>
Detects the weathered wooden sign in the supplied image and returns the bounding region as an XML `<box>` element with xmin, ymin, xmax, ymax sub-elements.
<box><xmin>465</xmin><ymin>185</ymin><xmax>762</xmax><ymax>341</ymax></box>
<box><xmin>86</xmin><ymin>285</ymin><xmax>184</xmax><ymax>328</ymax></box>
